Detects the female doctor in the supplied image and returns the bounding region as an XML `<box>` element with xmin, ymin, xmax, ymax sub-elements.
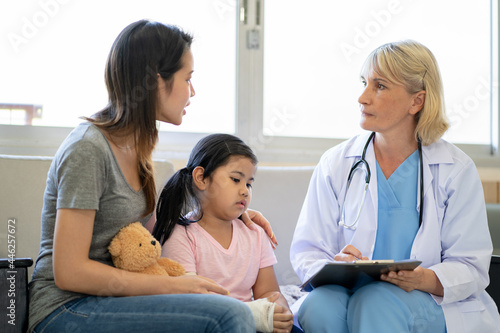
<box><xmin>290</xmin><ymin>40</ymin><xmax>500</xmax><ymax>333</ymax></box>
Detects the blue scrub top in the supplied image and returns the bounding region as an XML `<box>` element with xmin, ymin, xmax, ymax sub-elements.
<box><xmin>372</xmin><ymin>150</ymin><xmax>420</xmax><ymax>260</ymax></box>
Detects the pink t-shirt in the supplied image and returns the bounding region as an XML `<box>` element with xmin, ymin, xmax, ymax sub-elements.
<box><xmin>162</xmin><ymin>220</ymin><xmax>277</xmax><ymax>302</ymax></box>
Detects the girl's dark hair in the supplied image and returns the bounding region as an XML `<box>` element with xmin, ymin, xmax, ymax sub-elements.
<box><xmin>85</xmin><ymin>19</ymin><xmax>193</xmax><ymax>216</ymax></box>
<box><xmin>152</xmin><ymin>134</ymin><xmax>258</xmax><ymax>245</ymax></box>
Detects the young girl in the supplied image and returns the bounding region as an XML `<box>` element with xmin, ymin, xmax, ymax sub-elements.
<box><xmin>28</xmin><ymin>19</ymin><xmax>272</xmax><ymax>333</ymax></box>
<box><xmin>152</xmin><ymin>133</ymin><xmax>294</xmax><ymax>333</ymax></box>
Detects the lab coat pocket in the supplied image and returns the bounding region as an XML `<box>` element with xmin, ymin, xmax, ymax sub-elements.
<box><xmin>454</xmin><ymin>299</ymin><xmax>488</xmax><ymax>333</ymax></box>
<box><xmin>457</xmin><ymin>299</ymin><xmax>485</xmax><ymax>313</ymax></box>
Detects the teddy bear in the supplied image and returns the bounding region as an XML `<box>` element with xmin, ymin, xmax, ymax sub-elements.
<box><xmin>108</xmin><ymin>222</ymin><xmax>185</xmax><ymax>276</ymax></box>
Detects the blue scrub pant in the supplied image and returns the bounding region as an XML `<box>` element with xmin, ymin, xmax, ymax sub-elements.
<box><xmin>298</xmin><ymin>281</ymin><xmax>446</xmax><ymax>333</ymax></box>
<box><xmin>33</xmin><ymin>294</ymin><xmax>255</xmax><ymax>332</ymax></box>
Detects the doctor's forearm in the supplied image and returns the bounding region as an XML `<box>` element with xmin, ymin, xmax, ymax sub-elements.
<box><xmin>421</xmin><ymin>268</ymin><xmax>444</xmax><ymax>297</ymax></box>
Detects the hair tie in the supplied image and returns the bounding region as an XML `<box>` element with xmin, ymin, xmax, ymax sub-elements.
<box><xmin>179</xmin><ymin>167</ymin><xmax>191</xmax><ymax>176</ymax></box>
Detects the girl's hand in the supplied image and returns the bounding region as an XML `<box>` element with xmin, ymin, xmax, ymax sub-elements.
<box><xmin>380</xmin><ymin>266</ymin><xmax>444</xmax><ymax>296</ymax></box>
<box><xmin>241</xmin><ymin>209</ymin><xmax>278</xmax><ymax>249</ymax></box>
<box><xmin>334</xmin><ymin>244</ymin><xmax>368</xmax><ymax>262</ymax></box>
<box><xmin>267</xmin><ymin>293</ymin><xmax>294</xmax><ymax>333</ymax></box>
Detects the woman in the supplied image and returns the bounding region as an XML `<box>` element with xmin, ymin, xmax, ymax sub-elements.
<box><xmin>28</xmin><ymin>19</ymin><xmax>273</xmax><ymax>332</ymax></box>
<box><xmin>290</xmin><ymin>40</ymin><xmax>500</xmax><ymax>332</ymax></box>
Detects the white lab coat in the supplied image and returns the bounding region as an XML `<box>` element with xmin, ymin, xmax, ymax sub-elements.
<box><xmin>290</xmin><ymin>133</ymin><xmax>500</xmax><ymax>333</ymax></box>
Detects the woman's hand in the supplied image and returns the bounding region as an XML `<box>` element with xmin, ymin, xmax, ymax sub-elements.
<box><xmin>381</xmin><ymin>266</ymin><xmax>444</xmax><ymax>296</ymax></box>
<box><xmin>334</xmin><ymin>244</ymin><xmax>368</xmax><ymax>262</ymax></box>
<box><xmin>267</xmin><ymin>293</ymin><xmax>294</xmax><ymax>333</ymax></box>
<box><xmin>241</xmin><ymin>209</ymin><xmax>278</xmax><ymax>248</ymax></box>
<box><xmin>167</xmin><ymin>274</ymin><xmax>230</xmax><ymax>295</ymax></box>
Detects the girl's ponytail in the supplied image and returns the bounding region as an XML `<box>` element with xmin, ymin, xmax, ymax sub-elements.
<box><xmin>152</xmin><ymin>167</ymin><xmax>199</xmax><ymax>245</ymax></box>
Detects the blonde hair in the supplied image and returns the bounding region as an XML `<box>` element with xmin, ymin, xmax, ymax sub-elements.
<box><xmin>361</xmin><ymin>40</ymin><xmax>449</xmax><ymax>145</ymax></box>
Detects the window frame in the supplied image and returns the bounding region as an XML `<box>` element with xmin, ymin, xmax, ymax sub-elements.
<box><xmin>1</xmin><ymin>0</ymin><xmax>499</xmax><ymax>168</ymax></box>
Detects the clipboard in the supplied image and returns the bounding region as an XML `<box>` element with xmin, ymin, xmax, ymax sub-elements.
<box><xmin>300</xmin><ymin>259</ymin><xmax>422</xmax><ymax>292</ymax></box>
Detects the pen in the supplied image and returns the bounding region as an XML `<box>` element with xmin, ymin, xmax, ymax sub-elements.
<box><xmin>355</xmin><ymin>260</ymin><xmax>395</xmax><ymax>264</ymax></box>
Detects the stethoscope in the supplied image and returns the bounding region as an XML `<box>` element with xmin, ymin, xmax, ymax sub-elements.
<box><xmin>338</xmin><ymin>132</ymin><xmax>424</xmax><ymax>230</ymax></box>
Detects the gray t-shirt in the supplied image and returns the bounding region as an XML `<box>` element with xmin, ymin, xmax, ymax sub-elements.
<box><xmin>28</xmin><ymin>122</ymin><xmax>152</xmax><ymax>332</ymax></box>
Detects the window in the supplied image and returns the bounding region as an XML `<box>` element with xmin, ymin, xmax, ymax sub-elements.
<box><xmin>1</xmin><ymin>0</ymin><xmax>499</xmax><ymax>167</ymax></box>
<box><xmin>263</xmin><ymin>0</ymin><xmax>493</xmax><ymax>145</ymax></box>
<box><xmin>0</xmin><ymin>0</ymin><xmax>236</xmax><ymax>134</ymax></box>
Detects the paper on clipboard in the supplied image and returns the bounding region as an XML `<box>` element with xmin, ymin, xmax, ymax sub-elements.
<box><xmin>300</xmin><ymin>259</ymin><xmax>422</xmax><ymax>292</ymax></box>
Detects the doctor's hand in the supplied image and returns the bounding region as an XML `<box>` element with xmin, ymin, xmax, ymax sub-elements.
<box><xmin>334</xmin><ymin>244</ymin><xmax>368</xmax><ymax>262</ymax></box>
<box><xmin>381</xmin><ymin>266</ymin><xmax>444</xmax><ymax>296</ymax></box>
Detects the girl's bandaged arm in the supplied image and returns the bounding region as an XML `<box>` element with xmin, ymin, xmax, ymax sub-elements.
<box><xmin>245</xmin><ymin>298</ymin><xmax>275</xmax><ymax>333</ymax></box>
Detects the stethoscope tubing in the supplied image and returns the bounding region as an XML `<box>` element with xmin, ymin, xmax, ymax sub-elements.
<box><xmin>339</xmin><ymin>132</ymin><xmax>423</xmax><ymax>230</ymax></box>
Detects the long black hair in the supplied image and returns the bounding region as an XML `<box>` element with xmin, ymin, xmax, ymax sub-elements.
<box><xmin>86</xmin><ymin>19</ymin><xmax>193</xmax><ymax>215</ymax></box>
<box><xmin>152</xmin><ymin>134</ymin><xmax>258</xmax><ymax>245</ymax></box>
